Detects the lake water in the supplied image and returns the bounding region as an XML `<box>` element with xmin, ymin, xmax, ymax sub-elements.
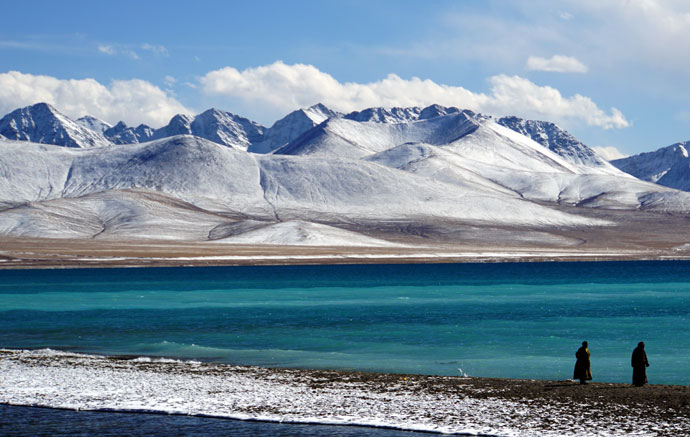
<box><xmin>0</xmin><ymin>404</ymin><xmax>424</xmax><ymax>437</ymax></box>
<box><xmin>1</xmin><ymin>261</ymin><xmax>689</xmax><ymax>385</ymax></box>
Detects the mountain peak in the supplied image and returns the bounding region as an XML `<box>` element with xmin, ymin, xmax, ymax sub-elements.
<box><xmin>611</xmin><ymin>141</ymin><xmax>690</xmax><ymax>190</ymax></box>
<box><xmin>343</xmin><ymin>106</ymin><xmax>422</xmax><ymax>123</ymax></box>
<box><xmin>497</xmin><ymin>115</ymin><xmax>611</xmax><ymax>168</ymax></box>
<box><xmin>76</xmin><ymin>115</ymin><xmax>113</xmax><ymax>134</ymax></box>
<box><xmin>0</xmin><ymin>102</ymin><xmax>111</xmax><ymax>148</ymax></box>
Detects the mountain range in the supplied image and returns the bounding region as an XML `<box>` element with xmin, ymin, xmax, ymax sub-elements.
<box><xmin>1</xmin><ymin>102</ymin><xmax>689</xmax><ymax>252</ymax></box>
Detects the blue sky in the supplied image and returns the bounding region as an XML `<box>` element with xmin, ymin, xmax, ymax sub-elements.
<box><xmin>1</xmin><ymin>0</ymin><xmax>689</xmax><ymax>156</ymax></box>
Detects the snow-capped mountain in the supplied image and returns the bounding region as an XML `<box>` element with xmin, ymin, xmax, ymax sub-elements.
<box><xmin>2</xmin><ymin>102</ymin><xmax>614</xmax><ymax>168</ymax></box>
<box><xmin>274</xmin><ymin>110</ymin><xmax>483</xmax><ymax>159</ymax></box>
<box><xmin>104</xmin><ymin>121</ymin><xmax>155</xmax><ymax>144</ymax></box>
<box><xmin>497</xmin><ymin>116</ymin><xmax>612</xmax><ymax>169</ymax></box>
<box><xmin>249</xmin><ymin>103</ymin><xmax>339</xmax><ymax>153</ymax></box>
<box><xmin>76</xmin><ymin>115</ymin><xmax>112</xmax><ymax>134</ymax></box>
<box><xmin>2</xmin><ymin>102</ymin><xmax>690</xmax><ymax>246</ymax></box>
<box><xmin>611</xmin><ymin>142</ymin><xmax>690</xmax><ymax>191</ymax></box>
<box><xmin>138</xmin><ymin>109</ymin><xmax>266</xmax><ymax>150</ymax></box>
<box><xmin>0</xmin><ymin>134</ymin><xmax>612</xmax><ymax>241</ymax></box>
<box><xmin>0</xmin><ymin>103</ymin><xmax>111</xmax><ymax>148</ymax></box>
<box><xmin>188</xmin><ymin>108</ymin><xmax>265</xmax><ymax>149</ymax></box>
<box><xmin>344</xmin><ymin>106</ymin><xmax>423</xmax><ymax>123</ymax></box>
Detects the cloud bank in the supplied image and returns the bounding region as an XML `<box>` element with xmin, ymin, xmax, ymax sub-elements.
<box><xmin>201</xmin><ymin>61</ymin><xmax>628</xmax><ymax>129</ymax></box>
<box><xmin>0</xmin><ymin>71</ymin><xmax>190</xmax><ymax>127</ymax></box>
<box><xmin>0</xmin><ymin>63</ymin><xmax>629</xmax><ymax>130</ymax></box>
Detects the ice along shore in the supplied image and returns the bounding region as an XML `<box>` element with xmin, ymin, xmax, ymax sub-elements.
<box><xmin>1</xmin><ymin>349</ymin><xmax>689</xmax><ymax>436</ymax></box>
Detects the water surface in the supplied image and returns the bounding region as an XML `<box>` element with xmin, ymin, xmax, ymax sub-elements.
<box><xmin>1</xmin><ymin>261</ymin><xmax>689</xmax><ymax>384</ymax></box>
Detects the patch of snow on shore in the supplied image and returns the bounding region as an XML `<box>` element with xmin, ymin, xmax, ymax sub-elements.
<box><xmin>2</xmin><ymin>349</ymin><xmax>687</xmax><ymax>437</ymax></box>
<box><xmin>215</xmin><ymin>221</ymin><xmax>401</xmax><ymax>247</ymax></box>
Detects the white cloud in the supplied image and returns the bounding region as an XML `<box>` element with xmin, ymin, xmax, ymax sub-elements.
<box><xmin>526</xmin><ymin>55</ymin><xmax>588</xmax><ymax>73</ymax></box>
<box><xmin>97</xmin><ymin>44</ymin><xmax>115</xmax><ymax>55</ymax></box>
<box><xmin>485</xmin><ymin>75</ymin><xmax>628</xmax><ymax>129</ymax></box>
<box><xmin>141</xmin><ymin>43</ymin><xmax>168</xmax><ymax>56</ymax></box>
<box><xmin>0</xmin><ymin>71</ymin><xmax>190</xmax><ymax>127</ymax></box>
<box><xmin>591</xmin><ymin>146</ymin><xmax>628</xmax><ymax>161</ymax></box>
<box><xmin>164</xmin><ymin>75</ymin><xmax>177</xmax><ymax>87</ymax></box>
<box><xmin>201</xmin><ymin>61</ymin><xmax>628</xmax><ymax>129</ymax></box>
<box><xmin>97</xmin><ymin>43</ymin><xmax>139</xmax><ymax>60</ymax></box>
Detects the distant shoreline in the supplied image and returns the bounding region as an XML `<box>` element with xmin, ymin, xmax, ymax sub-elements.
<box><xmin>3</xmin><ymin>253</ymin><xmax>690</xmax><ymax>270</ymax></box>
<box><xmin>2</xmin><ymin>236</ymin><xmax>690</xmax><ymax>269</ymax></box>
<box><xmin>2</xmin><ymin>349</ymin><xmax>689</xmax><ymax>436</ymax></box>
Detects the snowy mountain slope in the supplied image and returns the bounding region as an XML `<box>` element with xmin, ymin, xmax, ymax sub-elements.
<box><xmin>611</xmin><ymin>142</ymin><xmax>690</xmax><ymax>191</ymax></box>
<box><xmin>0</xmin><ymin>144</ymin><xmax>73</xmax><ymax>204</ymax></box>
<box><xmin>0</xmin><ymin>136</ymin><xmax>604</xmax><ymax>230</ymax></box>
<box><xmin>151</xmin><ymin>114</ymin><xmax>194</xmax><ymax>140</ymax></box>
<box><xmin>366</xmin><ymin>143</ymin><xmax>519</xmax><ymax>197</ymax></box>
<box><xmin>344</xmin><ymin>106</ymin><xmax>423</xmax><ymax>123</ymax></box>
<box><xmin>76</xmin><ymin>115</ymin><xmax>112</xmax><ymax>134</ymax></box>
<box><xmin>364</xmin><ymin>120</ymin><xmax>686</xmax><ymax>210</ymax></box>
<box><xmin>497</xmin><ymin>116</ymin><xmax>613</xmax><ymax>169</ymax></box>
<box><xmin>274</xmin><ymin>111</ymin><xmax>482</xmax><ymax>159</ymax></box>
<box><xmin>0</xmin><ymin>190</ymin><xmax>236</xmax><ymax>240</ymax></box>
<box><xmin>0</xmin><ymin>103</ymin><xmax>112</xmax><ymax>148</ymax></box>
<box><xmin>249</xmin><ymin>104</ymin><xmax>339</xmax><ymax>153</ymax></box>
<box><xmin>0</xmin><ymin>136</ymin><xmax>268</xmax><ymax>214</ymax></box>
<box><xmin>418</xmin><ymin>104</ymin><xmax>461</xmax><ymax>120</ymax></box>
<box><xmin>215</xmin><ymin>220</ymin><xmax>401</xmax><ymax>246</ymax></box>
<box><xmin>59</xmin><ymin>136</ymin><xmax>270</xmax><ymax>215</ymax></box>
<box><xmin>189</xmin><ymin>108</ymin><xmax>265</xmax><ymax>149</ymax></box>
<box><xmin>3</xmin><ymin>103</ymin><xmax>690</xmax><ymax>244</ymax></box>
<box><xmin>104</xmin><ymin>121</ymin><xmax>155</xmax><ymax>144</ymax></box>
<box><xmin>149</xmin><ymin>109</ymin><xmax>264</xmax><ymax>150</ymax></box>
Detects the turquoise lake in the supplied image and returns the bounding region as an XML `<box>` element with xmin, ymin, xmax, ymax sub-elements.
<box><xmin>1</xmin><ymin>261</ymin><xmax>689</xmax><ymax>385</ymax></box>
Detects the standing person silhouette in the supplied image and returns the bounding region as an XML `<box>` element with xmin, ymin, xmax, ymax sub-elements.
<box><xmin>573</xmin><ymin>341</ymin><xmax>592</xmax><ymax>385</ymax></box>
<box><xmin>632</xmin><ymin>341</ymin><xmax>650</xmax><ymax>386</ymax></box>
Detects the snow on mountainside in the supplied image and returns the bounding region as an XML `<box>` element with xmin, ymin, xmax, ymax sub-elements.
<box><xmin>3</xmin><ymin>103</ymin><xmax>690</xmax><ymax>244</ymax></box>
<box><xmin>151</xmin><ymin>114</ymin><xmax>194</xmax><ymax>140</ymax></box>
<box><xmin>344</xmin><ymin>106</ymin><xmax>423</xmax><ymax>123</ymax></box>
<box><xmin>364</xmin><ymin>119</ymin><xmax>673</xmax><ymax>209</ymax></box>
<box><xmin>0</xmin><ymin>135</ymin><xmax>609</xmax><ymax>240</ymax></box>
<box><xmin>274</xmin><ymin>110</ymin><xmax>482</xmax><ymax>159</ymax></box>
<box><xmin>0</xmin><ymin>102</ymin><xmax>616</xmax><ymax>169</ymax></box>
<box><xmin>216</xmin><ymin>220</ymin><xmax>400</xmax><ymax>246</ymax></box>
<box><xmin>104</xmin><ymin>121</ymin><xmax>155</xmax><ymax>144</ymax></box>
<box><xmin>249</xmin><ymin>104</ymin><xmax>340</xmax><ymax>153</ymax></box>
<box><xmin>0</xmin><ymin>190</ymin><xmax>234</xmax><ymax>240</ymax></box>
<box><xmin>147</xmin><ymin>109</ymin><xmax>264</xmax><ymax>150</ymax></box>
<box><xmin>76</xmin><ymin>115</ymin><xmax>112</xmax><ymax>134</ymax></box>
<box><xmin>189</xmin><ymin>108</ymin><xmax>265</xmax><ymax>149</ymax></box>
<box><xmin>0</xmin><ymin>103</ymin><xmax>112</xmax><ymax>148</ymax></box>
<box><xmin>611</xmin><ymin>142</ymin><xmax>690</xmax><ymax>191</ymax></box>
<box><xmin>497</xmin><ymin>116</ymin><xmax>613</xmax><ymax>169</ymax></box>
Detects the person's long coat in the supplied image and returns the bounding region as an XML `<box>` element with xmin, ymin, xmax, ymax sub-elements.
<box><xmin>632</xmin><ymin>346</ymin><xmax>649</xmax><ymax>386</ymax></box>
<box><xmin>573</xmin><ymin>346</ymin><xmax>592</xmax><ymax>381</ymax></box>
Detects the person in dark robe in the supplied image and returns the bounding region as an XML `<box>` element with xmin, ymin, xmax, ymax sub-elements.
<box><xmin>573</xmin><ymin>341</ymin><xmax>592</xmax><ymax>384</ymax></box>
<box><xmin>632</xmin><ymin>341</ymin><xmax>650</xmax><ymax>386</ymax></box>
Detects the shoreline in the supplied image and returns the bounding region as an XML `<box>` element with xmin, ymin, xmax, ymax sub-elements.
<box><xmin>2</xmin><ymin>229</ymin><xmax>690</xmax><ymax>269</ymax></box>
<box><xmin>2</xmin><ymin>349</ymin><xmax>689</xmax><ymax>436</ymax></box>
<box><xmin>2</xmin><ymin>243</ymin><xmax>690</xmax><ymax>270</ymax></box>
